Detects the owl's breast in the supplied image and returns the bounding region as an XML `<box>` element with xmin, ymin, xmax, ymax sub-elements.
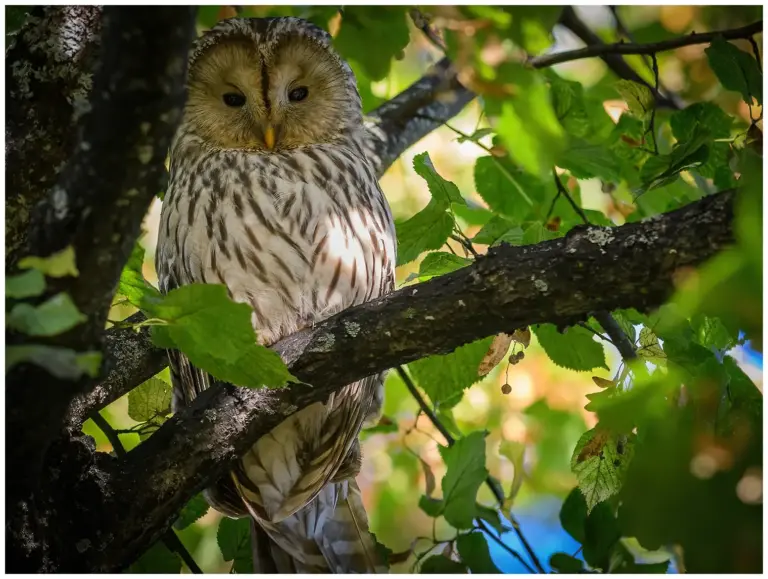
<box><xmin>158</xmin><ymin>145</ymin><xmax>396</xmax><ymax>344</ymax></box>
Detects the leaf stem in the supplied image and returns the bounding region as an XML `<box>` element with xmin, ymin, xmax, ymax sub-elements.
<box><xmin>397</xmin><ymin>366</ymin><xmax>546</xmax><ymax>573</ymax></box>
<box><xmin>90</xmin><ymin>411</ymin><xmax>204</xmax><ymax>574</ymax></box>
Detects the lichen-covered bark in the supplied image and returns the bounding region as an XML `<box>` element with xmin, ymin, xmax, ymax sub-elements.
<box><xmin>5</xmin><ymin>6</ymin><xmax>103</xmax><ymax>269</ymax></box>
<box><xmin>39</xmin><ymin>190</ymin><xmax>736</xmax><ymax>573</ymax></box>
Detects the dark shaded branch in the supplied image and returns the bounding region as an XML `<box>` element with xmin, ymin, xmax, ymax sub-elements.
<box><xmin>555</xmin><ymin>7</ymin><xmax>683</xmax><ymax>110</ymax></box>
<box><xmin>56</xmin><ymin>190</ymin><xmax>736</xmax><ymax>572</ymax></box>
<box><xmin>90</xmin><ymin>412</ymin><xmax>203</xmax><ymax>575</ymax></box>
<box><xmin>540</xmin><ymin>13</ymin><xmax>762</xmax><ymax>70</ymax></box>
<box><xmin>364</xmin><ymin>57</ymin><xmax>475</xmax><ymax>177</ymax></box>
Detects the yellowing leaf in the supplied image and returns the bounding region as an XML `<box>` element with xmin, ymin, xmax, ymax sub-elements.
<box><xmin>478</xmin><ymin>333</ymin><xmax>513</xmax><ymax>376</ymax></box>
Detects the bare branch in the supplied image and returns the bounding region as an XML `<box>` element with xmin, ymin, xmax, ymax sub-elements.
<box><xmin>535</xmin><ymin>16</ymin><xmax>763</xmax><ymax>69</ymax></box>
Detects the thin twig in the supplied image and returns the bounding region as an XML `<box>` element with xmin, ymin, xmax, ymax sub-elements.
<box><xmin>549</xmin><ymin>172</ymin><xmax>639</xmax><ymax>361</ymax></box>
<box><xmin>477</xmin><ymin>520</ymin><xmax>537</xmax><ymax>574</ymax></box>
<box><xmin>409</xmin><ymin>8</ymin><xmax>446</xmax><ymax>52</ymax></box>
<box><xmin>531</xmin><ymin>19</ymin><xmax>763</xmax><ymax>68</ymax></box>
<box><xmin>646</xmin><ymin>53</ymin><xmax>660</xmax><ymax>156</ymax></box>
<box><xmin>90</xmin><ymin>412</ymin><xmax>204</xmax><ymax>574</ymax></box>
<box><xmin>397</xmin><ymin>366</ymin><xmax>546</xmax><ymax>574</ymax></box>
<box><xmin>576</xmin><ymin>322</ymin><xmax>616</xmax><ymax>345</ymax></box>
<box><xmin>748</xmin><ymin>35</ymin><xmax>762</xmax><ymax>73</ymax></box>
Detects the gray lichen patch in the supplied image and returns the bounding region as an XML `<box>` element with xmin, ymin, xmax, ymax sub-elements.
<box><xmin>343</xmin><ymin>320</ymin><xmax>361</xmax><ymax>338</ymax></box>
<box><xmin>308</xmin><ymin>332</ymin><xmax>335</xmax><ymax>353</ymax></box>
<box><xmin>585</xmin><ymin>227</ymin><xmax>615</xmax><ymax>247</ymax></box>
<box><xmin>532</xmin><ymin>276</ymin><xmax>549</xmax><ymax>293</ymax></box>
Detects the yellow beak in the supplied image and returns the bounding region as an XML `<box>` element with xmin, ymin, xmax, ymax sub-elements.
<box><xmin>264</xmin><ymin>125</ymin><xmax>275</xmax><ymax>150</ymax></box>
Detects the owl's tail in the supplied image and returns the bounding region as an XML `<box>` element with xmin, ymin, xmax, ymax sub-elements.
<box><xmin>235</xmin><ymin>476</ymin><xmax>387</xmax><ymax>574</ymax></box>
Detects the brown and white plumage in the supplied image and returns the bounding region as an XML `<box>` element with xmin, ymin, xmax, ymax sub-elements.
<box><xmin>155</xmin><ymin>16</ymin><xmax>395</xmax><ymax>573</ymax></box>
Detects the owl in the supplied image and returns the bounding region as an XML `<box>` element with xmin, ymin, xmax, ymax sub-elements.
<box><xmin>155</xmin><ymin>17</ymin><xmax>396</xmax><ymax>573</ymax></box>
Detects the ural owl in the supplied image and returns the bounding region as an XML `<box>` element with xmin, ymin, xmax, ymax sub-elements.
<box><xmin>155</xmin><ymin>16</ymin><xmax>396</xmax><ymax>573</ymax></box>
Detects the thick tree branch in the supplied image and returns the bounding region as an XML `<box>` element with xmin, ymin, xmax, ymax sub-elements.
<box><xmin>364</xmin><ymin>57</ymin><xmax>475</xmax><ymax>177</ymax></box>
<box><xmin>51</xmin><ymin>190</ymin><xmax>736</xmax><ymax>572</ymax></box>
<box><xmin>535</xmin><ymin>17</ymin><xmax>763</xmax><ymax>68</ymax></box>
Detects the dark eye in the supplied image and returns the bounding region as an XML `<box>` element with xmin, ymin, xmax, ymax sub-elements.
<box><xmin>223</xmin><ymin>93</ymin><xmax>246</xmax><ymax>107</ymax></box>
<box><xmin>288</xmin><ymin>86</ymin><xmax>309</xmax><ymax>102</ymax></box>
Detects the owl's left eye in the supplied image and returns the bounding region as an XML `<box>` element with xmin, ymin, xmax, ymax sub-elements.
<box><xmin>223</xmin><ymin>93</ymin><xmax>246</xmax><ymax>107</ymax></box>
<box><xmin>288</xmin><ymin>86</ymin><xmax>309</xmax><ymax>102</ymax></box>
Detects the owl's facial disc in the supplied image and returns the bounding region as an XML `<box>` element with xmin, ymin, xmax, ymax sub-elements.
<box><xmin>185</xmin><ymin>32</ymin><xmax>353</xmax><ymax>152</ymax></box>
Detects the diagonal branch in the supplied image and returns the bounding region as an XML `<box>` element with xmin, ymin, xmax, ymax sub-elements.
<box><xmin>541</xmin><ymin>14</ymin><xmax>762</xmax><ymax>71</ymax></box>
<box><xmin>57</xmin><ymin>189</ymin><xmax>736</xmax><ymax>572</ymax></box>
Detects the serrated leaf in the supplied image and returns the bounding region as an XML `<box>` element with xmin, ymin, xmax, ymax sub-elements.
<box><xmin>7</xmin><ymin>292</ymin><xmax>87</xmax><ymax>336</ymax></box>
<box><xmin>615</xmin><ymin>80</ymin><xmax>655</xmax><ymax>120</ymax></box>
<box><xmin>418</xmin><ymin>495</ymin><xmax>444</xmax><ymax>517</ymax></box>
<box><xmin>420</xmin><ymin>554</ymin><xmax>467</xmax><ymax>573</ymax></box>
<box><xmin>405</xmin><ymin>252</ymin><xmax>472</xmax><ymax>283</ymax></box>
<box><xmin>691</xmin><ymin>314</ymin><xmax>735</xmax><ymax>352</ymax></box>
<box><xmin>6</xmin><ymin>269</ymin><xmax>46</xmax><ymax>299</ymax></box>
<box><xmin>18</xmin><ymin>245</ymin><xmax>79</xmax><ymax>277</ymax></box>
<box><xmin>409</xmin><ymin>337</ymin><xmax>494</xmax><ymax>407</ymax></box>
<box><xmin>118</xmin><ymin>241</ymin><xmax>162</xmax><ymax>308</ymax></box>
<box><xmin>334</xmin><ymin>7</ymin><xmax>409</xmax><ymax>80</ymax></box>
<box><xmin>217</xmin><ymin>517</ymin><xmax>253</xmax><ymax>573</ymax></box>
<box><xmin>413</xmin><ymin>152</ymin><xmax>466</xmax><ymax>207</ymax></box>
<box><xmin>533</xmin><ymin>324</ymin><xmax>607</xmax><ymax>371</ymax></box>
<box><xmin>440</xmin><ymin>431</ymin><xmax>489</xmax><ymax>529</ymax></box>
<box><xmin>639</xmin><ymin>126</ymin><xmax>712</xmax><ymax>191</ymax></box>
<box><xmin>558</xmin><ymin>140</ymin><xmax>625</xmax><ymax>181</ymax></box>
<box><xmin>670</xmin><ymin>102</ymin><xmax>734</xmax><ymax>142</ymax></box>
<box><xmin>571</xmin><ymin>428</ymin><xmax>636</xmax><ymax>512</ymax></box>
<box><xmin>611</xmin><ymin>310</ymin><xmax>637</xmax><ymax>343</ymax></box>
<box><xmin>474</xmin><ymin>155</ymin><xmax>541</xmax><ymax>220</ymax></box>
<box><xmin>637</xmin><ymin>327</ymin><xmax>666</xmax><ymax>363</ymax></box>
<box><xmin>706</xmin><ymin>36</ymin><xmax>763</xmax><ymax>105</ymax></box>
<box><xmin>174</xmin><ymin>494</ymin><xmax>210</xmax><ymax>530</ymax></box>
<box><xmin>395</xmin><ymin>200</ymin><xmax>455</xmax><ymax>266</ymax></box>
<box><xmin>456</xmin><ymin>532</ymin><xmax>502</xmax><ymax>573</ymax></box>
<box><xmin>471</xmin><ymin>215</ymin><xmax>524</xmax><ymax>246</ymax></box>
<box><xmin>145</xmin><ymin>284</ymin><xmax>295</xmax><ymax>388</ymax></box>
<box><xmin>129</xmin><ymin>540</ymin><xmax>182</xmax><ymax>574</ymax></box>
<box><xmin>550</xmin><ymin>552</ymin><xmax>585</xmax><ymax>573</ymax></box>
<box><xmin>6</xmin><ymin>345</ymin><xmax>101</xmax><ymax>380</ymax></box>
<box><xmin>128</xmin><ymin>377</ymin><xmax>172</xmax><ymax>423</ymax></box>
<box><xmin>478</xmin><ymin>333</ymin><xmax>513</xmax><ymax>376</ymax></box>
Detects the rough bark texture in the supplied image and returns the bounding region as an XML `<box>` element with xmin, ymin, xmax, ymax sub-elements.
<box><xmin>6</xmin><ymin>7</ymin><xmax>197</xmax><ymax>572</ymax></box>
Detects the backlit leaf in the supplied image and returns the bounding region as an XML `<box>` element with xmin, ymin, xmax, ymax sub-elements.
<box><xmin>18</xmin><ymin>245</ymin><xmax>79</xmax><ymax>277</ymax></box>
<box><xmin>533</xmin><ymin>324</ymin><xmax>607</xmax><ymax>371</ymax></box>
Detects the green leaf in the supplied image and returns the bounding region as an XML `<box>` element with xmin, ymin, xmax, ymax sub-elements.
<box><xmin>174</xmin><ymin>494</ymin><xmax>210</xmax><ymax>530</ymax></box>
<box><xmin>129</xmin><ymin>540</ymin><xmax>182</xmax><ymax>573</ymax></box>
<box><xmin>558</xmin><ymin>140</ymin><xmax>624</xmax><ymax>181</ymax></box>
<box><xmin>18</xmin><ymin>245</ymin><xmax>79</xmax><ymax>277</ymax></box>
<box><xmin>420</xmin><ymin>554</ymin><xmax>468</xmax><ymax>573</ymax></box>
<box><xmin>582</xmin><ymin>500</ymin><xmax>621</xmax><ymax>570</ymax></box>
<box><xmin>456</xmin><ymin>532</ymin><xmax>502</xmax><ymax>573</ymax></box>
<box><xmin>145</xmin><ymin>284</ymin><xmax>295</xmax><ymax>388</ymax></box>
<box><xmin>117</xmin><ymin>241</ymin><xmax>162</xmax><ymax>308</ymax></box>
<box><xmin>615</xmin><ymin>80</ymin><xmax>655</xmax><ymax>120</ymax></box>
<box><xmin>217</xmin><ymin>517</ymin><xmax>254</xmax><ymax>573</ymax></box>
<box><xmin>636</xmin><ymin>327</ymin><xmax>666</xmax><ymax>363</ymax></box>
<box><xmin>691</xmin><ymin>314</ymin><xmax>734</xmax><ymax>352</ymax></box>
<box><xmin>471</xmin><ymin>215</ymin><xmax>524</xmax><ymax>246</ymax></box>
<box><xmin>571</xmin><ymin>428</ymin><xmax>636</xmax><ymax>513</ymax></box>
<box><xmin>474</xmin><ymin>503</ymin><xmax>508</xmax><ymax>535</ymax></box>
<box><xmin>639</xmin><ymin>125</ymin><xmax>712</xmax><ymax>190</ymax></box>
<box><xmin>395</xmin><ymin>201</ymin><xmax>455</xmax><ymax>266</ymax></box>
<box><xmin>457</xmin><ymin>128</ymin><xmax>495</xmax><ymax>143</ymax></box>
<box><xmin>670</xmin><ymin>102</ymin><xmax>734</xmax><ymax>142</ymax></box>
<box><xmin>413</xmin><ymin>152</ymin><xmax>466</xmax><ymax>207</ymax></box>
<box><xmin>493</xmin><ymin>64</ymin><xmax>566</xmax><ymax>177</ymax></box>
<box><xmin>6</xmin><ymin>345</ymin><xmax>101</xmax><ymax>380</ymax></box>
<box><xmin>418</xmin><ymin>495</ymin><xmax>444</xmax><ymax>517</ymax></box>
<box><xmin>6</xmin><ymin>269</ymin><xmax>46</xmax><ymax>299</ymax></box>
<box><xmin>334</xmin><ymin>7</ymin><xmax>409</xmax><ymax>80</ymax></box>
<box><xmin>533</xmin><ymin>324</ymin><xmax>607</xmax><ymax>371</ymax></box>
<box><xmin>440</xmin><ymin>431</ymin><xmax>489</xmax><ymax>529</ymax></box>
<box><xmin>409</xmin><ymin>337</ymin><xmax>494</xmax><ymax>407</ymax></box>
<box><xmin>474</xmin><ymin>155</ymin><xmax>542</xmax><ymax>219</ymax></box>
<box><xmin>560</xmin><ymin>486</ymin><xmax>588</xmax><ymax>543</ymax></box>
<box><xmin>504</xmin><ymin>6</ymin><xmax>562</xmax><ymax>54</ymax></box>
<box><xmin>610</xmin><ymin>311</ymin><xmax>637</xmax><ymax>344</ymax></box>
<box><xmin>128</xmin><ymin>377</ymin><xmax>172</xmax><ymax>423</ymax></box>
<box><xmin>7</xmin><ymin>292</ymin><xmax>87</xmax><ymax>336</ymax></box>
<box><xmin>522</xmin><ymin>222</ymin><xmax>560</xmax><ymax>246</ymax></box>
<box><xmin>405</xmin><ymin>252</ymin><xmax>472</xmax><ymax>283</ymax></box>
<box><xmin>705</xmin><ymin>36</ymin><xmax>763</xmax><ymax>105</ymax></box>
<box><xmin>550</xmin><ymin>552</ymin><xmax>585</xmax><ymax>573</ymax></box>
<box><xmin>525</xmin><ymin>399</ymin><xmax>587</xmax><ymax>480</ymax></box>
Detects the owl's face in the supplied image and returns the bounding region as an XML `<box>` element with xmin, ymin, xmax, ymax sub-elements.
<box><xmin>184</xmin><ymin>18</ymin><xmax>358</xmax><ymax>152</ymax></box>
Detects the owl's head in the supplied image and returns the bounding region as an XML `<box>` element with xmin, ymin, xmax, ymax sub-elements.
<box><xmin>184</xmin><ymin>17</ymin><xmax>362</xmax><ymax>152</ymax></box>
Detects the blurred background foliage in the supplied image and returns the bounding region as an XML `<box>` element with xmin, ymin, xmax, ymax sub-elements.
<box><xmin>12</xmin><ymin>4</ymin><xmax>758</xmax><ymax>574</ymax></box>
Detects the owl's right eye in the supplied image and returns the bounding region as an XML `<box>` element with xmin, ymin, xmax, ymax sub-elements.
<box><xmin>223</xmin><ymin>93</ymin><xmax>246</xmax><ymax>107</ymax></box>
